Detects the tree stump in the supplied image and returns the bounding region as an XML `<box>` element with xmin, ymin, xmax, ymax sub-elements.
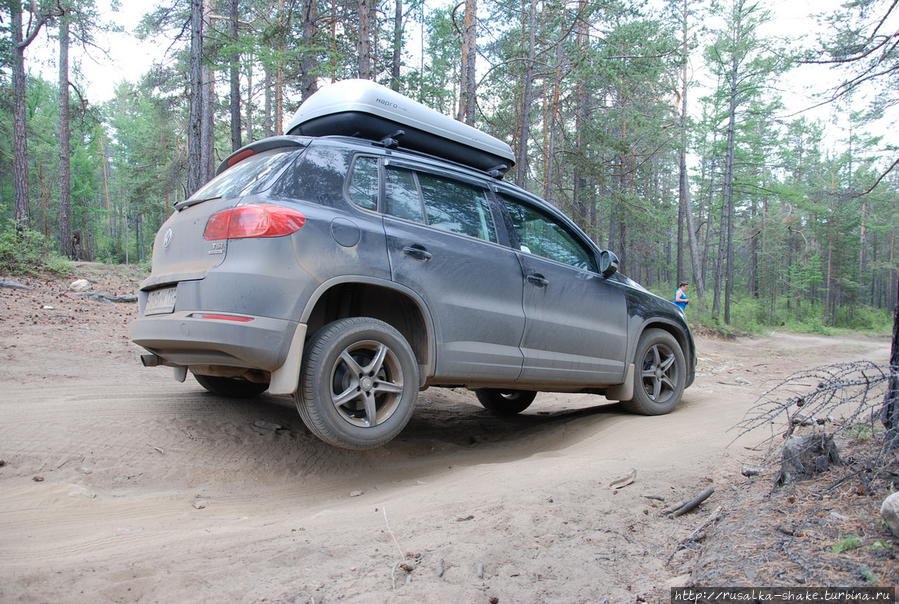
<box><xmin>776</xmin><ymin>434</ymin><xmax>842</xmax><ymax>486</ymax></box>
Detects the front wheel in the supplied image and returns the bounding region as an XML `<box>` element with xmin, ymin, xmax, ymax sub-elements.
<box><xmin>296</xmin><ymin>317</ymin><xmax>419</xmax><ymax>449</ymax></box>
<box><xmin>621</xmin><ymin>328</ymin><xmax>686</xmax><ymax>415</ymax></box>
<box><xmin>475</xmin><ymin>389</ymin><xmax>537</xmax><ymax>415</ymax></box>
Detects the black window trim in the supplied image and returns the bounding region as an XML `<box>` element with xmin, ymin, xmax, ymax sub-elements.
<box><xmin>383</xmin><ymin>163</ymin><xmax>428</xmax><ymax>224</ymax></box>
<box><xmin>384</xmin><ymin>158</ymin><xmax>487</xmax><ymax>189</ymax></box>
<box><xmin>343</xmin><ymin>153</ymin><xmax>383</xmax><ymax>214</ymax></box>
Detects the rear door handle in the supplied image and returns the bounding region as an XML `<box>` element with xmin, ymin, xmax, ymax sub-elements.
<box><xmin>402</xmin><ymin>244</ymin><xmax>432</xmax><ymax>261</ymax></box>
<box><xmin>526</xmin><ymin>273</ymin><xmax>549</xmax><ymax>287</ymax></box>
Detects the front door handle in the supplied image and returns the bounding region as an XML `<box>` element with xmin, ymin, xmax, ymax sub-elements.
<box><xmin>526</xmin><ymin>273</ymin><xmax>549</xmax><ymax>287</ymax></box>
<box><xmin>402</xmin><ymin>244</ymin><xmax>432</xmax><ymax>261</ymax></box>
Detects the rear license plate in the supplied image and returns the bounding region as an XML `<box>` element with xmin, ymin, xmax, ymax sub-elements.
<box><xmin>145</xmin><ymin>287</ymin><xmax>177</xmax><ymax>315</ymax></box>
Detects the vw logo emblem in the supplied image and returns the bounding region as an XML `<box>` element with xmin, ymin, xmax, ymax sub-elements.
<box><xmin>163</xmin><ymin>228</ymin><xmax>174</xmax><ymax>248</ymax></box>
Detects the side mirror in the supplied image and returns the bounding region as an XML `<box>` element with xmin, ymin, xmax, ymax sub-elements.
<box><xmin>599</xmin><ymin>250</ymin><xmax>619</xmax><ymax>278</ymax></box>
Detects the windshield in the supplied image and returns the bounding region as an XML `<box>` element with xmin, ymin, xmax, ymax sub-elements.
<box><xmin>187</xmin><ymin>148</ymin><xmax>301</xmax><ymax>202</ymax></box>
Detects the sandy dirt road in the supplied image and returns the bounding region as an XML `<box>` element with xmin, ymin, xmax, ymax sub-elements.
<box><xmin>0</xmin><ymin>265</ymin><xmax>891</xmax><ymax>603</ymax></box>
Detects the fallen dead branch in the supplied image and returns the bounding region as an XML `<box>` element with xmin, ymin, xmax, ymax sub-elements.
<box><xmin>667</xmin><ymin>505</ymin><xmax>724</xmax><ymax>565</ymax></box>
<box><xmin>382</xmin><ymin>507</ymin><xmax>410</xmax><ymax>589</ymax></box>
<box><xmin>664</xmin><ymin>487</ymin><xmax>715</xmax><ymax>517</ymax></box>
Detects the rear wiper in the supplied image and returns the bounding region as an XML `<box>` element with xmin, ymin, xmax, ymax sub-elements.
<box><xmin>175</xmin><ymin>195</ymin><xmax>222</xmax><ymax>211</ymax></box>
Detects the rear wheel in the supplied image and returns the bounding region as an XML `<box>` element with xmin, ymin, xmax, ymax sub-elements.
<box><xmin>621</xmin><ymin>328</ymin><xmax>686</xmax><ymax>415</ymax></box>
<box><xmin>475</xmin><ymin>389</ymin><xmax>537</xmax><ymax>416</ymax></box>
<box><xmin>296</xmin><ymin>317</ymin><xmax>419</xmax><ymax>449</ymax></box>
<box><xmin>194</xmin><ymin>374</ymin><xmax>269</xmax><ymax>398</ymax></box>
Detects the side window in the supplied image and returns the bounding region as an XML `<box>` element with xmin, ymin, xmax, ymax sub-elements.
<box><xmin>271</xmin><ymin>145</ymin><xmax>351</xmax><ymax>206</ymax></box>
<box><xmin>384</xmin><ymin>167</ymin><xmax>425</xmax><ymax>222</ymax></box>
<box><xmin>500</xmin><ymin>195</ymin><xmax>596</xmax><ymax>271</ymax></box>
<box><xmin>417</xmin><ymin>173</ymin><xmax>497</xmax><ymax>243</ymax></box>
<box><xmin>347</xmin><ymin>156</ymin><xmax>379</xmax><ymax>210</ymax></box>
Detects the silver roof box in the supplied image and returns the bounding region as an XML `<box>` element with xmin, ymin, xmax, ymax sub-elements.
<box><xmin>285</xmin><ymin>79</ymin><xmax>514</xmax><ymax>177</ymax></box>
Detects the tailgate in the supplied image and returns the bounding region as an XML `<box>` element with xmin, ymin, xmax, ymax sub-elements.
<box><xmin>141</xmin><ymin>197</ymin><xmax>235</xmax><ymax>289</ymax></box>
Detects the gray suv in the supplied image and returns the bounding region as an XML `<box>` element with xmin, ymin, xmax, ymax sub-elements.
<box><xmin>131</xmin><ymin>80</ymin><xmax>694</xmax><ymax>449</ymax></box>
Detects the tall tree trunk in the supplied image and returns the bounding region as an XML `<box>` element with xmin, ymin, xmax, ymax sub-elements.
<box><xmin>229</xmin><ymin>0</ymin><xmax>242</xmax><ymax>151</ymax></box>
<box><xmin>572</xmin><ymin>0</ymin><xmax>588</xmax><ymax>226</ymax></box>
<box><xmin>263</xmin><ymin>65</ymin><xmax>273</xmax><ymax>137</ymax></box>
<box><xmin>300</xmin><ymin>0</ymin><xmax>319</xmax><ymax>100</ymax></box>
<box><xmin>677</xmin><ymin>0</ymin><xmax>704</xmax><ymax>297</ymax></box>
<box><xmin>543</xmin><ymin>43</ymin><xmax>562</xmax><ymax>205</ymax></box>
<box><xmin>721</xmin><ymin>54</ymin><xmax>739</xmax><ymax>324</ymax></box>
<box><xmin>357</xmin><ymin>0</ymin><xmax>373</xmax><ymax>79</ymax></box>
<box><xmin>748</xmin><ymin>198</ymin><xmax>758</xmax><ymax>297</ymax></box>
<box><xmin>514</xmin><ymin>0</ymin><xmax>537</xmax><ymax>186</ymax></box>
<box><xmin>390</xmin><ymin>0</ymin><xmax>403</xmax><ymax>91</ymax></box>
<box><xmin>859</xmin><ymin>198</ymin><xmax>868</xmax><ymax>276</ymax></box>
<box><xmin>711</xmin><ymin>200</ymin><xmax>725</xmax><ymax>319</ymax></box>
<box><xmin>275</xmin><ymin>0</ymin><xmax>286</xmax><ymax>132</ymax></box>
<box><xmin>245</xmin><ymin>62</ymin><xmax>254</xmax><ymax>142</ymax></box>
<box><xmin>881</xmin><ymin>278</ymin><xmax>899</xmax><ymax>450</ymax></box>
<box><xmin>330</xmin><ymin>7</ymin><xmax>338</xmax><ymax>82</ymax></box>
<box><xmin>203</xmin><ymin>57</ymin><xmax>215</xmax><ymax>175</ymax></box>
<box><xmin>11</xmin><ymin>2</ymin><xmax>48</xmax><ymax>231</ymax></box>
<box><xmin>676</xmin><ymin>185</ymin><xmax>684</xmax><ymax>283</ymax></box>
<box><xmin>825</xmin><ymin>228</ymin><xmax>835</xmax><ymax>325</ymax></box>
<box><xmin>101</xmin><ymin>135</ymin><xmax>111</xmax><ymax>215</ymax></box>
<box><xmin>457</xmin><ymin>0</ymin><xmax>477</xmax><ymax>124</ymax></box>
<box><xmin>188</xmin><ymin>0</ymin><xmax>213</xmax><ymax>195</ymax></box>
<box><xmin>58</xmin><ymin>15</ymin><xmax>74</xmax><ymax>258</ymax></box>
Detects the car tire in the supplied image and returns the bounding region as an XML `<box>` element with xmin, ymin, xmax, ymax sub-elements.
<box><xmin>296</xmin><ymin>317</ymin><xmax>419</xmax><ymax>450</ymax></box>
<box><xmin>475</xmin><ymin>389</ymin><xmax>537</xmax><ymax>415</ymax></box>
<box><xmin>194</xmin><ymin>373</ymin><xmax>269</xmax><ymax>398</ymax></box>
<box><xmin>621</xmin><ymin>328</ymin><xmax>686</xmax><ymax>415</ymax></box>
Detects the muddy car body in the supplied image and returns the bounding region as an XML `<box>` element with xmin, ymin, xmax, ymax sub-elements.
<box><xmin>131</xmin><ymin>80</ymin><xmax>695</xmax><ymax>449</ymax></box>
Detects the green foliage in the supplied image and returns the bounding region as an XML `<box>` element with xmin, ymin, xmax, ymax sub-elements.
<box><xmin>858</xmin><ymin>565</ymin><xmax>878</xmax><ymax>583</ymax></box>
<box><xmin>846</xmin><ymin>423</ymin><xmax>884</xmax><ymax>441</ymax></box>
<box><xmin>668</xmin><ymin>290</ymin><xmax>893</xmax><ymax>336</ymax></box>
<box><xmin>45</xmin><ymin>254</ymin><xmax>74</xmax><ymax>276</ymax></box>
<box><xmin>0</xmin><ymin>224</ymin><xmax>52</xmax><ymax>275</ymax></box>
<box><xmin>831</xmin><ymin>535</ymin><xmax>863</xmax><ymax>554</ymax></box>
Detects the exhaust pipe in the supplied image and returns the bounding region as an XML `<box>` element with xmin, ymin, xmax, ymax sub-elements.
<box><xmin>140</xmin><ymin>354</ymin><xmax>162</xmax><ymax>367</ymax></box>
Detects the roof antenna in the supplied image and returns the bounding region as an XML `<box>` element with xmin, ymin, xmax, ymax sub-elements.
<box><xmin>374</xmin><ymin>129</ymin><xmax>405</xmax><ymax>149</ymax></box>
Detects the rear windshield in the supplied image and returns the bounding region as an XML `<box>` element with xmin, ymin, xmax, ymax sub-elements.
<box><xmin>187</xmin><ymin>148</ymin><xmax>301</xmax><ymax>201</ymax></box>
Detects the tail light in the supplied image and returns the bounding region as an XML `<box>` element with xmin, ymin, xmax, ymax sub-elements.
<box><xmin>204</xmin><ymin>204</ymin><xmax>306</xmax><ymax>240</ymax></box>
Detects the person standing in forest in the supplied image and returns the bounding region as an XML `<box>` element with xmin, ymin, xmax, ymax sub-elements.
<box><xmin>675</xmin><ymin>281</ymin><xmax>689</xmax><ymax>311</ymax></box>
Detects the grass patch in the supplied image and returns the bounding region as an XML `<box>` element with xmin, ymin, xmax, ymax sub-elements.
<box><xmin>845</xmin><ymin>424</ymin><xmax>884</xmax><ymax>441</ymax></box>
<box><xmin>831</xmin><ymin>535</ymin><xmax>863</xmax><ymax>553</ymax></box>
<box><xmin>647</xmin><ymin>286</ymin><xmax>891</xmax><ymax>337</ymax></box>
<box><xmin>45</xmin><ymin>254</ymin><xmax>74</xmax><ymax>276</ymax></box>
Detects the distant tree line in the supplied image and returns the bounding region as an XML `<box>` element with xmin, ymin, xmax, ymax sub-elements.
<box><xmin>0</xmin><ymin>0</ymin><xmax>896</xmax><ymax>329</ymax></box>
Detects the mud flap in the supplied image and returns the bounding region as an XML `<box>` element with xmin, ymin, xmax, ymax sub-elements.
<box><xmin>268</xmin><ymin>323</ymin><xmax>308</xmax><ymax>395</ymax></box>
<box><xmin>605</xmin><ymin>363</ymin><xmax>634</xmax><ymax>402</ymax></box>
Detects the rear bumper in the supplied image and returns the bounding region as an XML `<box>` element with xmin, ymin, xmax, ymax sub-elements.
<box><xmin>130</xmin><ymin>311</ymin><xmax>296</xmax><ymax>371</ymax></box>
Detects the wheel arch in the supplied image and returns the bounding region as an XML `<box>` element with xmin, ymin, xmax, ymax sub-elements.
<box><xmin>300</xmin><ymin>276</ymin><xmax>436</xmax><ymax>382</ymax></box>
<box><xmin>633</xmin><ymin>318</ymin><xmax>695</xmax><ymax>385</ymax></box>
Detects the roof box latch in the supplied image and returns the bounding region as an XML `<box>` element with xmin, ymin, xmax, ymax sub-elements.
<box><xmin>374</xmin><ymin>129</ymin><xmax>405</xmax><ymax>149</ymax></box>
